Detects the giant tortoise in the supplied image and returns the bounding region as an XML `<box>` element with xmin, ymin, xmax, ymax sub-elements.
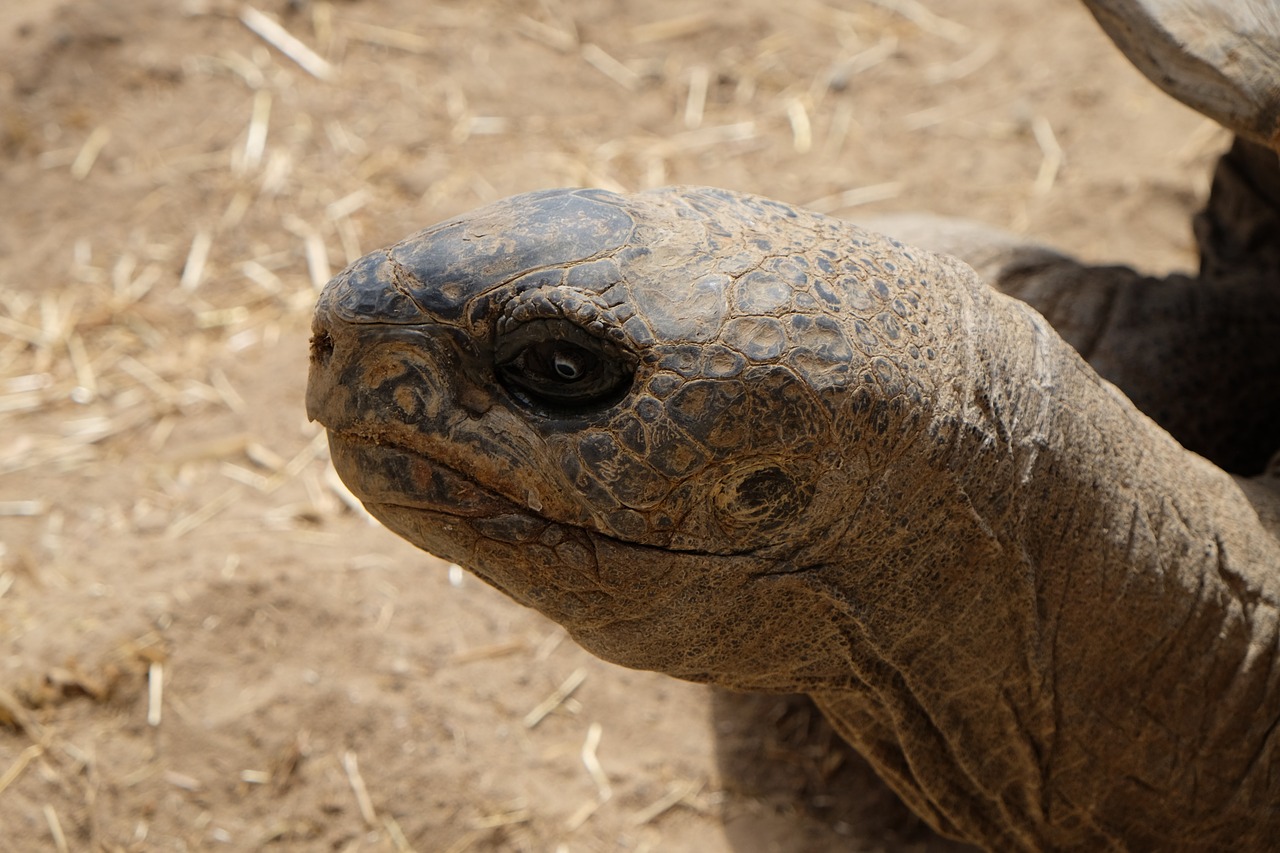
<box><xmin>305</xmin><ymin>0</ymin><xmax>1280</xmax><ymax>849</ymax></box>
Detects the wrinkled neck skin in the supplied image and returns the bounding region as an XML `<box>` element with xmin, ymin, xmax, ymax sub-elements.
<box><xmin>791</xmin><ymin>270</ymin><xmax>1280</xmax><ymax>849</ymax></box>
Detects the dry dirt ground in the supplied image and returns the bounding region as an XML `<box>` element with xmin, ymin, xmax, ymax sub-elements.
<box><xmin>0</xmin><ymin>0</ymin><xmax>1227</xmax><ymax>850</ymax></box>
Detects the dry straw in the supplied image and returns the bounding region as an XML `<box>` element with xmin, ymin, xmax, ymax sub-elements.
<box><xmin>240</xmin><ymin>5</ymin><xmax>335</xmax><ymax>80</ymax></box>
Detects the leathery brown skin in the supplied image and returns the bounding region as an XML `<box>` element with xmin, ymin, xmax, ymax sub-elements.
<box><xmin>305</xmin><ymin>186</ymin><xmax>1280</xmax><ymax>850</ymax></box>
<box><xmin>865</xmin><ymin>136</ymin><xmax>1280</xmax><ymax>476</ymax></box>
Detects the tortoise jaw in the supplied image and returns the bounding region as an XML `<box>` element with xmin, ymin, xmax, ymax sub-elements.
<box><xmin>325</xmin><ymin>431</ymin><xmax>523</xmax><ymax>519</ymax></box>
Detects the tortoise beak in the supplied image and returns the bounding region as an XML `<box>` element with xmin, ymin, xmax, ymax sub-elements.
<box><xmin>304</xmin><ymin>303</ymin><xmax>459</xmax><ymax>435</ymax></box>
<box><xmin>304</xmin><ymin>241</ymin><xmax>448</xmax><ymax>430</ymax></box>
<box><xmin>304</xmin><ymin>313</ymin><xmax>343</xmax><ymax>428</ymax></box>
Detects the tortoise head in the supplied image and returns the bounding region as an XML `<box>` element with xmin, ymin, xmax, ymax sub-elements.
<box><xmin>306</xmin><ymin>187</ymin><xmax>946</xmax><ymax>684</ymax></box>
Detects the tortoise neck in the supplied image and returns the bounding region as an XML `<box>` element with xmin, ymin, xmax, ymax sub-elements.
<box><xmin>812</xmin><ymin>268</ymin><xmax>1280</xmax><ymax>848</ymax></box>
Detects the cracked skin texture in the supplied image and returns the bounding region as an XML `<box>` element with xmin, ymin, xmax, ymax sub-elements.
<box><xmin>306</xmin><ymin>186</ymin><xmax>1280</xmax><ymax>851</ymax></box>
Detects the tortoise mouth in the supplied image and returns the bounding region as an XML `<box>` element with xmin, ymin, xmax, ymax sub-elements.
<box><xmin>326</xmin><ymin>429</ymin><xmax>526</xmax><ymax>521</ymax></box>
<box><xmin>324</xmin><ymin>428</ymin><xmax>785</xmax><ymax>564</ymax></box>
<box><xmin>322</xmin><ymin>428</ymin><xmax>808</xmax><ymax>665</ymax></box>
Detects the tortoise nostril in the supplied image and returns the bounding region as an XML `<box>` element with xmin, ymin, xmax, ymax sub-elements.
<box><xmin>310</xmin><ymin>329</ymin><xmax>335</xmax><ymax>367</ymax></box>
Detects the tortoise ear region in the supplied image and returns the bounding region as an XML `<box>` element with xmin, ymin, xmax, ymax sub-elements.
<box><xmin>713</xmin><ymin>461</ymin><xmax>812</xmax><ymax>529</ymax></box>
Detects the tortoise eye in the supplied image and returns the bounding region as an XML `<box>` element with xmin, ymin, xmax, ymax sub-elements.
<box><xmin>496</xmin><ymin>319</ymin><xmax>634</xmax><ymax>413</ymax></box>
<box><xmin>549</xmin><ymin>345</ymin><xmax>593</xmax><ymax>380</ymax></box>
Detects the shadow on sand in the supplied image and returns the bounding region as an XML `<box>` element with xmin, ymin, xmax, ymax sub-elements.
<box><xmin>712</xmin><ymin>689</ymin><xmax>979</xmax><ymax>853</ymax></box>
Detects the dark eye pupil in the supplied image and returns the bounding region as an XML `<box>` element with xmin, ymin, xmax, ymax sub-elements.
<box><xmin>553</xmin><ymin>350</ymin><xmax>584</xmax><ymax>380</ymax></box>
<box><xmin>527</xmin><ymin>343</ymin><xmax>597</xmax><ymax>384</ymax></box>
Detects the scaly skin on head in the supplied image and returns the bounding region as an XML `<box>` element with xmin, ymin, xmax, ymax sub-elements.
<box><xmin>306</xmin><ymin>187</ymin><xmax>1280</xmax><ymax>850</ymax></box>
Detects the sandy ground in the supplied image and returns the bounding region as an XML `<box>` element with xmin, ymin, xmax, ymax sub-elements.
<box><xmin>0</xmin><ymin>0</ymin><xmax>1226</xmax><ymax>850</ymax></box>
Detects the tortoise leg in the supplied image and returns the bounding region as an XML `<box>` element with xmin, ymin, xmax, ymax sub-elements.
<box><xmin>1195</xmin><ymin>136</ymin><xmax>1280</xmax><ymax>278</ymax></box>
<box><xmin>863</xmin><ymin>140</ymin><xmax>1280</xmax><ymax>474</ymax></box>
